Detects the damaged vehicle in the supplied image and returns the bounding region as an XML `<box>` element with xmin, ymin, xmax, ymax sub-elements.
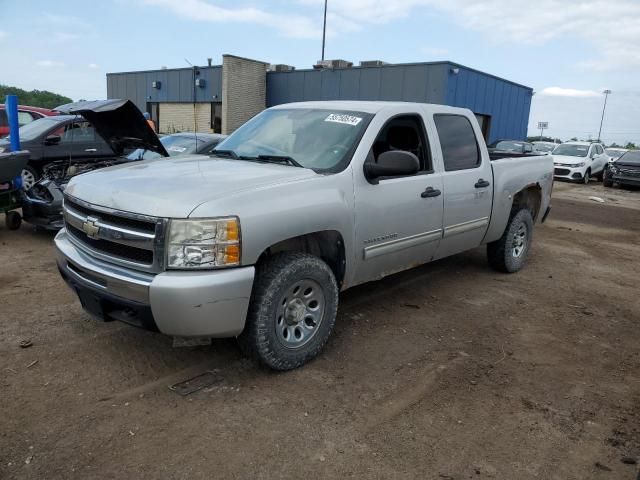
<box><xmin>55</xmin><ymin>100</ymin><xmax>553</xmax><ymax>371</ymax></box>
<box><xmin>22</xmin><ymin>101</ymin><xmax>225</xmax><ymax>229</ymax></box>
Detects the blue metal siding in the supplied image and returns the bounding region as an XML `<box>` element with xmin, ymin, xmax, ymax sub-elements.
<box><xmin>265</xmin><ymin>63</ymin><xmax>449</xmax><ymax>106</ymax></box>
<box><xmin>445</xmin><ymin>65</ymin><xmax>532</xmax><ymax>144</ymax></box>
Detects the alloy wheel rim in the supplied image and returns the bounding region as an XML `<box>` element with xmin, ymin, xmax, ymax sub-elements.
<box><xmin>512</xmin><ymin>223</ymin><xmax>527</xmax><ymax>258</ymax></box>
<box><xmin>21</xmin><ymin>169</ymin><xmax>35</xmax><ymax>190</ymax></box>
<box><xmin>275</xmin><ymin>279</ymin><xmax>325</xmax><ymax>349</ymax></box>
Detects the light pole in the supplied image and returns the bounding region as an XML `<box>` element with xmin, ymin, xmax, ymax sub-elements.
<box><xmin>321</xmin><ymin>0</ymin><xmax>328</xmax><ymax>61</ymax></box>
<box><xmin>597</xmin><ymin>89</ymin><xmax>611</xmax><ymax>142</ymax></box>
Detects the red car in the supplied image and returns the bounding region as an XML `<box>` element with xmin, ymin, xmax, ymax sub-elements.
<box><xmin>0</xmin><ymin>105</ymin><xmax>58</xmax><ymax>137</ymax></box>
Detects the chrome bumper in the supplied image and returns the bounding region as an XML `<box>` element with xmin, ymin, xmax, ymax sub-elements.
<box><xmin>55</xmin><ymin>229</ymin><xmax>255</xmax><ymax>337</ymax></box>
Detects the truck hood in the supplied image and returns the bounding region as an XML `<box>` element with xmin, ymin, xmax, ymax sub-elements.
<box><xmin>552</xmin><ymin>155</ymin><xmax>588</xmax><ymax>165</ymax></box>
<box><xmin>54</xmin><ymin>99</ymin><xmax>168</xmax><ymax>157</ymax></box>
<box><xmin>64</xmin><ymin>155</ymin><xmax>318</xmax><ymax>218</ymax></box>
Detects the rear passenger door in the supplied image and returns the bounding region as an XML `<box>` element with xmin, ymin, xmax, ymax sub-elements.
<box><xmin>432</xmin><ymin>114</ymin><xmax>493</xmax><ymax>260</ymax></box>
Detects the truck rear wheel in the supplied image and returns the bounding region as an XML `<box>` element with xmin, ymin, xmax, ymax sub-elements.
<box><xmin>487</xmin><ymin>208</ymin><xmax>534</xmax><ymax>273</ymax></box>
<box><xmin>239</xmin><ymin>252</ymin><xmax>339</xmax><ymax>371</ymax></box>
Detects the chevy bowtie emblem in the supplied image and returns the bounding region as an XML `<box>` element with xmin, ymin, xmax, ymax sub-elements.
<box><xmin>82</xmin><ymin>216</ymin><xmax>100</xmax><ymax>239</ymax></box>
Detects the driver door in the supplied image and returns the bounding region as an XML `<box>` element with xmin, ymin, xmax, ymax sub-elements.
<box><xmin>353</xmin><ymin>113</ymin><xmax>444</xmax><ymax>285</ymax></box>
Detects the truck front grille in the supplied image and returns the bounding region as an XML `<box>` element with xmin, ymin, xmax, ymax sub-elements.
<box><xmin>617</xmin><ymin>167</ymin><xmax>640</xmax><ymax>177</ymax></box>
<box><xmin>554</xmin><ymin>168</ymin><xmax>571</xmax><ymax>176</ymax></box>
<box><xmin>63</xmin><ymin>195</ymin><xmax>166</xmax><ymax>273</ymax></box>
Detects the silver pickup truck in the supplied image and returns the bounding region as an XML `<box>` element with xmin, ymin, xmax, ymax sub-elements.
<box><xmin>55</xmin><ymin>100</ymin><xmax>553</xmax><ymax>370</ymax></box>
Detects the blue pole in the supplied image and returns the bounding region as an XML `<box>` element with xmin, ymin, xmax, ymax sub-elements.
<box><xmin>5</xmin><ymin>94</ymin><xmax>20</xmax><ymax>151</ymax></box>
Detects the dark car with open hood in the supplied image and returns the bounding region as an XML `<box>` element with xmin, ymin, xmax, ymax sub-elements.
<box><xmin>603</xmin><ymin>150</ymin><xmax>640</xmax><ymax>188</ymax></box>
<box><xmin>20</xmin><ymin>99</ymin><xmax>226</xmax><ymax>230</ymax></box>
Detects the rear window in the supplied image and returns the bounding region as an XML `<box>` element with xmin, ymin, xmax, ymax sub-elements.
<box><xmin>434</xmin><ymin>114</ymin><xmax>480</xmax><ymax>171</ymax></box>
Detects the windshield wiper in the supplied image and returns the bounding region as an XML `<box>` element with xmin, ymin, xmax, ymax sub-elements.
<box><xmin>255</xmin><ymin>154</ymin><xmax>304</xmax><ymax>168</ymax></box>
<box><xmin>211</xmin><ymin>149</ymin><xmax>238</xmax><ymax>159</ymax></box>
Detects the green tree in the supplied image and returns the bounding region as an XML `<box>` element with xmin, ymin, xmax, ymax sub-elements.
<box><xmin>0</xmin><ymin>84</ymin><xmax>72</xmax><ymax>109</ymax></box>
<box><xmin>624</xmin><ymin>142</ymin><xmax>637</xmax><ymax>150</ymax></box>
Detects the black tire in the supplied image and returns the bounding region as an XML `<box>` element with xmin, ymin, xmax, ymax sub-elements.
<box><xmin>487</xmin><ymin>208</ymin><xmax>534</xmax><ymax>273</ymax></box>
<box><xmin>238</xmin><ymin>252</ymin><xmax>339</xmax><ymax>371</ymax></box>
<box><xmin>603</xmin><ymin>168</ymin><xmax>614</xmax><ymax>187</ymax></box>
<box><xmin>5</xmin><ymin>211</ymin><xmax>22</xmax><ymax>230</ymax></box>
<box><xmin>21</xmin><ymin>165</ymin><xmax>39</xmax><ymax>191</ymax></box>
<box><xmin>596</xmin><ymin>169</ymin><xmax>604</xmax><ymax>182</ymax></box>
<box><xmin>581</xmin><ymin>168</ymin><xmax>591</xmax><ymax>185</ymax></box>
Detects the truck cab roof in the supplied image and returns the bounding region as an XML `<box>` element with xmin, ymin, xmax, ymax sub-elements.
<box><xmin>271</xmin><ymin>100</ymin><xmax>472</xmax><ymax>116</ymax></box>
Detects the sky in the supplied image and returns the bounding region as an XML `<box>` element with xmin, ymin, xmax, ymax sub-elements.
<box><xmin>1</xmin><ymin>0</ymin><xmax>639</xmax><ymax>145</ymax></box>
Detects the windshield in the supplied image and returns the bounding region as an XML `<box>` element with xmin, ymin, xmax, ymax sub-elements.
<box><xmin>492</xmin><ymin>141</ymin><xmax>524</xmax><ymax>152</ymax></box>
<box><xmin>534</xmin><ymin>143</ymin><xmax>555</xmax><ymax>152</ymax></box>
<box><xmin>617</xmin><ymin>151</ymin><xmax>640</xmax><ymax>164</ymax></box>
<box><xmin>553</xmin><ymin>144</ymin><xmax>589</xmax><ymax>157</ymax></box>
<box><xmin>213</xmin><ymin>108</ymin><xmax>373</xmax><ymax>171</ymax></box>
<box><xmin>5</xmin><ymin>117</ymin><xmax>61</xmax><ymax>142</ymax></box>
<box><xmin>127</xmin><ymin>134</ymin><xmax>212</xmax><ymax>160</ymax></box>
<box><xmin>606</xmin><ymin>149</ymin><xmax>626</xmax><ymax>159</ymax></box>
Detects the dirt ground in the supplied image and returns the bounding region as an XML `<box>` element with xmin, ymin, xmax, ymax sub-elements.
<box><xmin>1</xmin><ymin>181</ymin><xmax>639</xmax><ymax>480</ymax></box>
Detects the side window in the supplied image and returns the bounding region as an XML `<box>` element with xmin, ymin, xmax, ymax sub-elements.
<box><xmin>60</xmin><ymin>121</ymin><xmax>95</xmax><ymax>143</ymax></box>
<box><xmin>596</xmin><ymin>145</ymin><xmax>603</xmax><ymax>155</ymax></box>
<box><xmin>17</xmin><ymin>111</ymin><xmax>34</xmax><ymax>126</ymax></box>
<box><xmin>370</xmin><ymin>115</ymin><xmax>431</xmax><ymax>172</ymax></box>
<box><xmin>434</xmin><ymin>114</ymin><xmax>480</xmax><ymax>171</ymax></box>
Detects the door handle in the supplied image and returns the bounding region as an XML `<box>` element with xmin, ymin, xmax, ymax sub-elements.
<box><xmin>84</xmin><ymin>148</ymin><xmax>97</xmax><ymax>152</ymax></box>
<box><xmin>421</xmin><ymin>187</ymin><xmax>442</xmax><ymax>198</ymax></box>
<box><xmin>475</xmin><ymin>178</ymin><xmax>490</xmax><ymax>188</ymax></box>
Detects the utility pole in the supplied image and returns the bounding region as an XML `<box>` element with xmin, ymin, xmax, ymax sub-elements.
<box><xmin>321</xmin><ymin>0</ymin><xmax>328</xmax><ymax>61</ymax></box>
<box><xmin>597</xmin><ymin>89</ymin><xmax>611</xmax><ymax>142</ymax></box>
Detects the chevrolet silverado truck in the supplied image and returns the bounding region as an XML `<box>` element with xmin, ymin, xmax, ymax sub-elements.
<box><xmin>55</xmin><ymin>100</ymin><xmax>553</xmax><ymax>370</ymax></box>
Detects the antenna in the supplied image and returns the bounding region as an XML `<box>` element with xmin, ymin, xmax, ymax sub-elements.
<box><xmin>321</xmin><ymin>0</ymin><xmax>328</xmax><ymax>61</ymax></box>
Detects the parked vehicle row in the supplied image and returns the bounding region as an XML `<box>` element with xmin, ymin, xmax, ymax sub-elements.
<box><xmin>0</xmin><ymin>104</ymin><xmax>57</xmax><ymax>137</ymax></box>
<box><xmin>53</xmin><ymin>99</ymin><xmax>553</xmax><ymax>370</ymax></box>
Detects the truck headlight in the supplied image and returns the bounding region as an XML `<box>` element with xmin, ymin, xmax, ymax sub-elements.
<box><xmin>167</xmin><ymin>217</ymin><xmax>240</xmax><ymax>269</ymax></box>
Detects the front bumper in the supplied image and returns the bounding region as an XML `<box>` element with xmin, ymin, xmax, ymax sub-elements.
<box><xmin>55</xmin><ymin>228</ymin><xmax>255</xmax><ymax>337</ymax></box>
<box><xmin>611</xmin><ymin>174</ymin><xmax>640</xmax><ymax>187</ymax></box>
<box><xmin>553</xmin><ymin>165</ymin><xmax>585</xmax><ymax>182</ymax></box>
<box><xmin>21</xmin><ymin>180</ymin><xmax>65</xmax><ymax>230</ymax></box>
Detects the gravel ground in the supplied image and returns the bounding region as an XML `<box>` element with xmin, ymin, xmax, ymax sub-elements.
<box><xmin>1</xmin><ymin>181</ymin><xmax>639</xmax><ymax>480</ymax></box>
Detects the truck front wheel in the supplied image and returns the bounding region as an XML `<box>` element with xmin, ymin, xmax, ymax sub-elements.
<box><xmin>487</xmin><ymin>208</ymin><xmax>534</xmax><ymax>273</ymax></box>
<box><xmin>239</xmin><ymin>252</ymin><xmax>339</xmax><ymax>370</ymax></box>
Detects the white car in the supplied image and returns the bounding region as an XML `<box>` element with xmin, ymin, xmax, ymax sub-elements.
<box><xmin>605</xmin><ymin>147</ymin><xmax>628</xmax><ymax>164</ymax></box>
<box><xmin>532</xmin><ymin>141</ymin><xmax>557</xmax><ymax>155</ymax></box>
<box><xmin>552</xmin><ymin>142</ymin><xmax>608</xmax><ymax>184</ymax></box>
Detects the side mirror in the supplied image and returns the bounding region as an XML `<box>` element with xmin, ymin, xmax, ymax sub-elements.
<box><xmin>44</xmin><ymin>134</ymin><xmax>61</xmax><ymax>146</ymax></box>
<box><xmin>364</xmin><ymin>150</ymin><xmax>420</xmax><ymax>183</ymax></box>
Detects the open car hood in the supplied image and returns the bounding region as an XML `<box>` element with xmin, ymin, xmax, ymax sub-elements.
<box><xmin>54</xmin><ymin>99</ymin><xmax>169</xmax><ymax>157</ymax></box>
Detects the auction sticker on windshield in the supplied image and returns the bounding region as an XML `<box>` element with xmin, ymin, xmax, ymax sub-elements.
<box><xmin>168</xmin><ymin>146</ymin><xmax>187</xmax><ymax>153</ymax></box>
<box><xmin>325</xmin><ymin>114</ymin><xmax>363</xmax><ymax>126</ymax></box>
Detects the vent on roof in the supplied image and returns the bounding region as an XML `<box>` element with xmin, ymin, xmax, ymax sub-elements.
<box><xmin>313</xmin><ymin>59</ymin><xmax>353</xmax><ymax>70</ymax></box>
<box><xmin>269</xmin><ymin>64</ymin><xmax>296</xmax><ymax>72</ymax></box>
<box><xmin>359</xmin><ymin>60</ymin><xmax>389</xmax><ymax>67</ymax></box>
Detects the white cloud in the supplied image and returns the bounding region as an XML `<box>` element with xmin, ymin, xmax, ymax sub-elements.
<box><xmin>538</xmin><ymin>87</ymin><xmax>602</xmax><ymax>98</ymax></box>
<box><xmin>88</xmin><ymin>63</ymin><xmax>99</xmax><ymax>69</ymax></box>
<box><xmin>300</xmin><ymin>0</ymin><xmax>640</xmax><ymax>71</ymax></box>
<box><xmin>36</xmin><ymin>60</ymin><xmax>65</xmax><ymax>68</ymax></box>
<box><xmin>142</xmin><ymin>0</ymin><xmax>323</xmax><ymax>38</ymax></box>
